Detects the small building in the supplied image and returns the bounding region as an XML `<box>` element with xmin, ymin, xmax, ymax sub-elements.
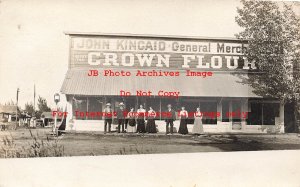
<box><xmin>0</xmin><ymin>105</ymin><xmax>19</xmax><ymax>122</ymax></box>
<box><xmin>41</xmin><ymin>112</ymin><xmax>54</xmax><ymax>127</ymax></box>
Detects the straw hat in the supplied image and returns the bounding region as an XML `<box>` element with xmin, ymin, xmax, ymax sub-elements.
<box><xmin>106</xmin><ymin>103</ymin><xmax>111</xmax><ymax>106</ymax></box>
<box><xmin>119</xmin><ymin>102</ymin><xmax>125</xmax><ymax>106</ymax></box>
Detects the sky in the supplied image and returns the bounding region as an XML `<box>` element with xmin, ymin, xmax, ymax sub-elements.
<box><xmin>0</xmin><ymin>0</ymin><xmax>298</xmax><ymax>109</ymax></box>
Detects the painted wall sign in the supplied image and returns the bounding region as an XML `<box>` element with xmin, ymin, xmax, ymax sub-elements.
<box><xmin>69</xmin><ymin>36</ymin><xmax>256</xmax><ymax>70</ymax></box>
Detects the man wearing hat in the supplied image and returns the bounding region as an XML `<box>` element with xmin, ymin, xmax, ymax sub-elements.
<box><xmin>116</xmin><ymin>102</ymin><xmax>126</xmax><ymax>133</ymax></box>
<box><xmin>165</xmin><ymin>104</ymin><xmax>176</xmax><ymax>135</ymax></box>
<box><xmin>103</xmin><ymin>103</ymin><xmax>112</xmax><ymax>134</ymax></box>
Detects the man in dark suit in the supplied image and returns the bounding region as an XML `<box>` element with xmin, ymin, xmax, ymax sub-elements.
<box><xmin>165</xmin><ymin>104</ymin><xmax>176</xmax><ymax>135</ymax></box>
<box><xmin>103</xmin><ymin>103</ymin><xmax>112</xmax><ymax>134</ymax></box>
<box><xmin>116</xmin><ymin>102</ymin><xmax>126</xmax><ymax>133</ymax></box>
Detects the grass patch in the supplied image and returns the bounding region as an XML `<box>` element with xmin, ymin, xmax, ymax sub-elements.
<box><xmin>0</xmin><ymin>129</ymin><xmax>64</xmax><ymax>158</ymax></box>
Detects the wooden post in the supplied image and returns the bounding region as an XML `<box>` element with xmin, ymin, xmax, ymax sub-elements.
<box><xmin>217</xmin><ymin>98</ymin><xmax>222</xmax><ymax>123</ymax></box>
<box><xmin>86</xmin><ymin>97</ymin><xmax>89</xmax><ymax>120</ymax></box>
<box><xmin>229</xmin><ymin>100</ymin><xmax>232</xmax><ymax>129</ymax></box>
<box><xmin>34</xmin><ymin>84</ymin><xmax>36</xmax><ymax>112</ymax></box>
<box><xmin>159</xmin><ymin>98</ymin><xmax>162</xmax><ymax>120</ymax></box>
<box><xmin>54</xmin><ymin>102</ymin><xmax>58</xmax><ymax>136</ymax></box>
<box><xmin>279</xmin><ymin>100</ymin><xmax>285</xmax><ymax>133</ymax></box>
<box><xmin>15</xmin><ymin>88</ymin><xmax>19</xmax><ymax>130</ymax></box>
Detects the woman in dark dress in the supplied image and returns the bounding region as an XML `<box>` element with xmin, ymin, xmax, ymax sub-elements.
<box><xmin>178</xmin><ymin>106</ymin><xmax>189</xmax><ymax>135</ymax></box>
<box><xmin>146</xmin><ymin>106</ymin><xmax>157</xmax><ymax>133</ymax></box>
<box><xmin>126</xmin><ymin>107</ymin><xmax>136</xmax><ymax>133</ymax></box>
<box><xmin>136</xmin><ymin>105</ymin><xmax>146</xmax><ymax>133</ymax></box>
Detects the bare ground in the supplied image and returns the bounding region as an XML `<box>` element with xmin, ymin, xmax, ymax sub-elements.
<box><xmin>1</xmin><ymin>127</ymin><xmax>300</xmax><ymax>157</ymax></box>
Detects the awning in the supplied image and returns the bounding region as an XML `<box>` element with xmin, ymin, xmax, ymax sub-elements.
<box><xmin>60</xmin><ymin>68</ymin><xmax>260</xmax><ymax>98</ymax></box>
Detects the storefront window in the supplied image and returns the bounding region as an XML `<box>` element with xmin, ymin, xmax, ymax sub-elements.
<box><xmin>200</xmin><ymin>101</ymin><xmax>217</xmax><ymax>125</ymax></box>
<box><xmin>125</xmin><ymin>97</ymin><xmax>136</xmax><ymax>111</ymax></box>
<box><xmin>146</xmin><ymin>98</ymin><xmax>161</xmax><ymax>120</ymax></box>
<box><xmin>247</xmin><ymin>102</ymin><xmax>262</xmax><ymax>125</ymax></box>
<box><xmin>222</xmin><ymin>100</ymin><xmax>230</xmax><ymax>122</ymax></box>
<box><xmin>72</xmin><ymin>97</ymin><xmax>87</xmax><ymax>120</ymax></box>
<box><xmin>247</xmin><ymin>102</ymin><xmax>279</xmax><ymax>125</ymax></box>
<box><xmin>180</xmin><ymin>98</ymin><xmax>200</xmax><ymax>124</ymax></box>
<box><xmin>135</xmin><ymin>97</ymin><xmax>147</xmax><ymax>113</ymax></box>
<box><xmin>232</xmin><ymin>100</ymin><xmax>242</xmax><ymax>122</ymax></box>
<box><xmin>263</xmin><ymin>103</ymin><xmax>280</xmax><ymax>125</ymax></box>
<box><xmin>87</xmin><ymin>97</ymin><xmax>103</xmax><ymax>120</ymax></box>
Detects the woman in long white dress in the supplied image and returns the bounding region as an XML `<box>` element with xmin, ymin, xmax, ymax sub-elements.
<box><xmin>192</xmin><ymin>107</ymin><xmax>204</xmax><ymax>135</ymax></box>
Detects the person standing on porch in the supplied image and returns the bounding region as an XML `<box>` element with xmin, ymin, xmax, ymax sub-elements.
<box><xmin>165</xmin><ymin>104</ymin><xmax>176</xmax><ymax>135</ymax></box>
<box><xmin>124</xmin><ymin>109</ymin><xmax>129</xmax><ymax>132</ymax></box>
<box><xmin>116</xmin><ymin>102</ymin><xmax>126</xmax><ymax>133</ymax></box>
<box><xmin>192</xmin><ymin>107</ymin><xmax>204</xmax><ymax>135</ymax></box>
<box><xmin>178</xmin><ymin>106</ymin><xmax>189</xmax><ymax>135</ymax></box>
<box><xmin>126</xmin><ymin>107</ymin><xmax>136</xmax><ymax>133</ymax></box>
<box><xmin>136</xmin><ymin>105</ymin><xmax>146</xmax><ymax>133</ymax></box>
<box><xmin>146</xmin><ymin>106</ymin><xmax>157</xmax><ymax>133</ymax></box>
<box><xmin>103</xmin><ymin>103</ymin><xmax>112</xmax><ymax>134</ymax></box>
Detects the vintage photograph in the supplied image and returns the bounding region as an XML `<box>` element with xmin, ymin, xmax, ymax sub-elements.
<box><xmin>0</xmin><ymin>0</ymin><xmax>300</xmax><ymax>186</ymax></box>
<box><xmin>0</xmin><ymin>0</ymin><xmax>300</xmax><ymax>157</ymax></box>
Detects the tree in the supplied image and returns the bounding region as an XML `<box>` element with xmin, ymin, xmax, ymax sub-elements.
<box><xmin>5</xmin><ymin>100</ymin><xmax>15</xmax><ymax>105</ymax></box>
<box><xmin>235</xmin><ymin>0</ymin><xmax>300</xmax><ymax>132</ymax></box>
<box><xmin>24</xmin><ymin>102</ymin><xmax>35</xmax><ymax>116</ymax></box>
<box><xmin>37</xmin><ymin>96</ymin><xmax>51</xmax><ymax>112</ymax></box>
<box><xmin>36</xmin><ymin>96</ymin><xmax>51</xmax><ymax>118</ymax></box>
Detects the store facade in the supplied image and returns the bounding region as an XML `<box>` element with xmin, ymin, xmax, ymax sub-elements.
<box><xmin>60</xmin><ymin>32</ymin><xmax>284</xmax><ymax>133</ymax></box>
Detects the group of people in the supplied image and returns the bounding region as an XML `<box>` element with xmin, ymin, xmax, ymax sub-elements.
<box><xmin>165</xmin><ymin>104</ymin><xmax>204</xmax><ymax>135</ymax></box>
<box><xmin>103</xmin><ymin>102</ymin><xmax>204</xmax><ymax>135</ymax></box>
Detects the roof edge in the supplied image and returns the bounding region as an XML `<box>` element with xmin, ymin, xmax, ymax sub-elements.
<box><xmin>63</xmin><ymin>31</ymin><xmax>247</xmax><ymax>42</ymax></box>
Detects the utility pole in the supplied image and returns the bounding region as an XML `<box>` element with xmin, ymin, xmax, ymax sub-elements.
<box><xmin>16</xmin><ymin>88</ymin><xmax>20</xmax><ymax>130</ymax></box>
<box><xmin>34</xmin><ymin>84</ymin><xmax>36</xmax><ymax>112</ymax></box>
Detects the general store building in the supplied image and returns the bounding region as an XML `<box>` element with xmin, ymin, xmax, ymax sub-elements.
<box><xmin>60</xmin><ymin>32</ymin><xmax>284</xmax><ymax>133</ymax></box>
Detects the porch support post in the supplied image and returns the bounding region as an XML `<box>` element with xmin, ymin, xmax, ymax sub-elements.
<box><xmin>279</xmin><ymin>100</ymin><xmax>285</xmax><ymax>133</ymax></box>
<box><xmin>66</xmin><ymin>95</ymin><xmax>74</xmax><ymax>131</ymax></box>
<box><xmin>241</xmin><ymin>98</ymin><xmax>248</xmax><ymax>130</ymax></box>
